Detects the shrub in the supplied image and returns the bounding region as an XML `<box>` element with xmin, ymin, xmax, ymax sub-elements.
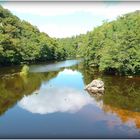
<box><xmin>20</xmin><ymin>65</ymin><xmax>29</xmax><ymax>76</ymax></box>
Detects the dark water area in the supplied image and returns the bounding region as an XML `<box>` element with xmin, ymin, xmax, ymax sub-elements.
<box><xmin>0</xmin><ymin>59</ymin><xmax>140</xmax><ymax>138</ymax></box>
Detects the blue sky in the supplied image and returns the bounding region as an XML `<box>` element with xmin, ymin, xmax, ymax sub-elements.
<box><xmin>1</xmin><ymin>2</ymin><xmax>140</xmax><ymax>38</ymax></box>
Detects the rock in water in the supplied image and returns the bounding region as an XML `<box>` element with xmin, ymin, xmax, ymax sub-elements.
<box><xmin>85</xmin><ymin>79</ymin><xmax>104</xmax><ymax>94</ymax></box>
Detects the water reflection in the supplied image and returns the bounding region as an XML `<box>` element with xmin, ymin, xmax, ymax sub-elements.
<box><xmin>102</xmin><ymin>76</ymin><xmax>140</xmax><ymax>112</ymax></box>
<box><xmin>103</xmin><ymin>104</ymin><xmax>140</xmax><ymax>129</ymax></box>
<box><xmin>30</xmin><ymin>59</ymin><xmax>82</xmax><ymax>73</ymax></box>
<box><xmin>18</xmin><ymin>68</ymin><xmax>102</xmax><ymax>114</ymax></box>
<box><xmin>0</xmin><ymin>60</ymin><xmax>140</xmax><ymax>138</ymax></box>
<box><xmin>0</xmin><ymin>71</ymin><xmax>59</xmax><ymax>116</ymax></box>
<box><xmin>18</xmin><ymin>87</ymin><xmax>93</xmax><ymax>114</ymax></box>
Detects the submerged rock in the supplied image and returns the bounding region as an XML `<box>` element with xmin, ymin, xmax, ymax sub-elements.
<box><xmin>85</xmin><ymin>79</ymin><xmax>104</xmax><ymax>94</ymax></box>
<box><xmin>128</xmin><ymin>76</ymin><xmax>133</xmax><ymax>78</ymax></box>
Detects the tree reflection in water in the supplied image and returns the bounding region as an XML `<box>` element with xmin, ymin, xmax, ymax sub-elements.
<box><xmin>0</xmin><ymin>60</ymin><xmax>140</xmax><ymax>132</ymax></box>
<box><xmin>0</xmin><ymin>71</ymin><xmax>59</xmax><ymax>116</ymax></box>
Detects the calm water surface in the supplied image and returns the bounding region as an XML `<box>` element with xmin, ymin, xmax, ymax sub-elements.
<box><xmin>0</xmin><ymin>59</ymin><xmax>140</xmax><ymax>138</ymax></box>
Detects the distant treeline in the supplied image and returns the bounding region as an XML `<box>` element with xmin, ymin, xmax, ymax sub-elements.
<box><xmin>0</xmin><ymin>5</ymin><xmax>140</xmax><ymax>75</ymax></box>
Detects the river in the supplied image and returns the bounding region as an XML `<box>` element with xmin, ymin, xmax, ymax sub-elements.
<box><xmin>0</xmin><ymin>59</ymin><xmax>140</xmax><ymax>138</ymax></box>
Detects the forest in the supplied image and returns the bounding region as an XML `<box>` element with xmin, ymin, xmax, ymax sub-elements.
<box><xmin>58</xmin><ymin>10</ymin><xmax>140</xmax><ymax>75</ymax></box>
<box><xmin>0</xmin><ymin>5</ymin><xmax>68</xmax><ymax>66</ymax></box>
<box><xmin>0</xmin><ymin>5</ymin><xmax>140</xmax><ymax>75</ymax></box>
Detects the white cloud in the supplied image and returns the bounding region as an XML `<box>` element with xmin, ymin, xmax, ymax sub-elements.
<box><xmin>18</xmin><ymin>87</ymin><xmax>95</xmax><ymax>115</ymax></box>
<box><xmin>2</xmin><ymin>2</ymin><xmax>140</xmax><ymax>37</ymax></box>
<box><xmin>2</xmin><ymin>2</ymin><xmax>140</xmax><ymax>18</ymax></box>
<box><xmin>38</xmin><ymin>23</ymin><xmax>93</xmax><ymax>38</ymax></box>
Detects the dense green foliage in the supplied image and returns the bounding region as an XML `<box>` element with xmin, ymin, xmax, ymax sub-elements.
<box><xmin>0</xmin><ymin>5</ymin><xmax>67</xmax><ymax>66</ymax></box>
<box><xmin>57</xmin><ymin>33</ymin><xmax>91</xmax><ymax>59</ymax></box>
<box><xmin>1</xmin><ymin>5</ymin><xmax>140</xmax><ymax>75</ymax></box>
<box><xmin>58</xmin><ymin>11</ymin><xmax>140</xmax><ymax>75</ymax></box>
<box><xmin>86</xmin><ymin>11</ymin><xmax>140</xmax><ymax>75</ymax></box>
<box><xmin>57</xmin><ymin>37</ymin><xmax>79</xmax><ymax>59</ymax></box>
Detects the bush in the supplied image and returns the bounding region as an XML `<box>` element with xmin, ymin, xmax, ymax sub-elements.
<box><xmin>20</xmin><ymin>65</ymin><xmax>29</xmax><ymax>76</ymax></box>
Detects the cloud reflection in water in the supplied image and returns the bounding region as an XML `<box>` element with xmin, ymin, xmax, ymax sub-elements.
<box><xmin>18</xmin><ymin>87</ymin><xmax>94</xmax><ymax>115</ymax></box>
<box><xmin>18</xmin><ymin>68</ymin><xmax>103</xmax><ymax>115</ymax></box>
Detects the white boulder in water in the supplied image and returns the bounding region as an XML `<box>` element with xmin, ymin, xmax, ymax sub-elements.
<box><xmin>85</xmin><ymin>79</ymin><xmax>104</xmax><ymax>94</ymax></box>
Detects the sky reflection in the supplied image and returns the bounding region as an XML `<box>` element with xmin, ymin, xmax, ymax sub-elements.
<box><xmin>18</xmin><ymin>68</ymin><xmax>99</xmax><ymax>115</ymax></box>
<box><xmin>29</xmin><ymin>59</ymin><xmax>82</xmax><ymax>73</ymax></box>
<box><xmin>18</xmin><ymin>87</ymin><xmax>94</xmax><ymax>115</ymax></box>
<box><xmin>1</xmin><ymin>61</ymin><xmax>140</xmax><ymax>138</ymax></box>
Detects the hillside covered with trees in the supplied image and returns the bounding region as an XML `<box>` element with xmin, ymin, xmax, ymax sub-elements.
<box><xmin>0</xmin><ymin>5</ymin><xmax>68</xmax><ymax>66</ymax></box>
<box><xmin>1</xmin><ymin>5</ymin><xmax>140</xmax><ymax>75</ymax></box>
<box><xmin>58</xmin><ymin>11</ymin><xmax>140</xmax><ymax>75</ymax></box>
